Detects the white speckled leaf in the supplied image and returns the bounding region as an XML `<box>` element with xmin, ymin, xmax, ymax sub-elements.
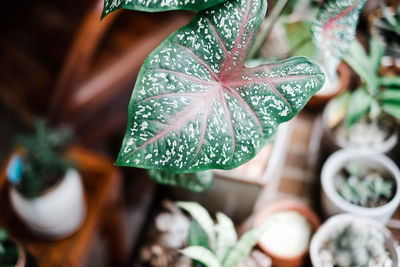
<box><xmin>102</xmin><ymin>0</ymin><xmax>228</xmax><ymax>18</ymax></box>
<box><xmin>116</xmin><ymin>0</ymin><xmax>325</xmax><ymax>173</ymax></box>
<box><xmin>311</xmin><ymin>0</ymin><xmax>366</xmax><ymax>79</ymax></box>
<box><xmin>147</xmin><ymin>169</ymin><xmax>213</xmax><ymax>192</ymax></box>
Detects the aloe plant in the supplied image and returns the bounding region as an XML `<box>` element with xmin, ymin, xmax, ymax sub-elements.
<box><xmin>102</xmin><ymin>0</ymin><xmax>229</xmax><ymax>18</ymax></box>
<box><xmin>339</xmin><ymin>38</ymin><xmax>400</xmax><ymax>130</ymax></box>
<box><xmin>311</xmin><ymin>0</ymin><xmax>367</xmax><ymax>79</ymax></box>
<box><xmin>115</xmin><ymin>0</ymin><xmax>325</xmax><ymax>178</ymax></box>
<box><xmin>177</xmin><ymin>202</ymin><xmax>273</xmax><ymax>267</ymax></box>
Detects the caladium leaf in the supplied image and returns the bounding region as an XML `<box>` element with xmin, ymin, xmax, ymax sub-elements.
<box><xmin>102</xmin><ymin>0</ymin><xmax>228</xmax><ymax>18</ymax></box>
<box><xmin>147</xmin><ymin>169</ymin><xmax>213</xmax><ymax>192</ymax></box>
<box><xmin>311</xmin><ymin>0</ymin><xmax>366</xmax><ymax>79</ymax></box>
<box><xmin>116</xmin><ymin>0</ymin><xmax>324</xmax><ymax>173</ymax></box>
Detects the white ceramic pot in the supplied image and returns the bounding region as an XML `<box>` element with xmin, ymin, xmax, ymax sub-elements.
<box><xmin>10</xmin><ymin>169</ymin><xmax>86</xmax><ymax>239</ymax></box>
<box><xmin>322</xmin><ymin>99</ymin><xmax>399</xmax><ymax>154</ymax></box>
<box><xmin>310</xmin><ymin>214</ymin><xmax>400</xmax><ymax>267</ymax></box>
<box><xmin>321</xmin><ymin>149</ymin><xmax>400</xmax><ymax>223</ymax></box>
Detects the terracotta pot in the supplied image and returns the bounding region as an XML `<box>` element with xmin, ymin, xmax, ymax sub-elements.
<box><xmin>254</xmin><ymin>199</ymin><xmax>320</xmax><ymax>267</ymax></box>
<box><xmin>306</xmin><ymin>62</ymin><xmax>351</xmax><ymax>110</ymax></box>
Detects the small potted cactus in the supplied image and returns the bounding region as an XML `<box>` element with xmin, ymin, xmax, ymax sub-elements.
<box><xmin>310</xmin><ymin>214</ymin><xmax>400</xmax><ymax>267</ymax></box>
<box><xmin>7</xmin><ymin>121</ymin><xmax>86</xmax><ymax>239</ymax></box>
<box><xmin>321</xmin><ymin>149</ymin><xmax>400</xmax><ymax>223</ymax></box>
<box><xmin>0</xmin><ymin>229</ymin><xmax>26</xmax><ymax>267</ymax></box>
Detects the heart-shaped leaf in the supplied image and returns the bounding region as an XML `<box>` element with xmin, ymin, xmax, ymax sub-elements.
<box><xmin>311</xmin><ymin>0</ymin><xmax>366</xmax><ymax>79</ymax></box>
<box><xmin>116</xmin><ymin>0</ymin><xmax>325</xmax><ymax>173</ymax></box>
<box><xmin>147</xmin><ymin>169</ymin><xmax>213</xmax><ymax>192</ymax></box>
<box><xmin>102</xmin><ymin>0</ymin><xmax>228</xmax><ymax>18</ymax></box>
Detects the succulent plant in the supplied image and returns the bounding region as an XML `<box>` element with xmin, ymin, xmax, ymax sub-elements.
<box><xmin>334</xmin><ymin>161</ymin><xmax>394</xmax><ymax>207</ymax></box>
<box><xmin>9</xmin><ymin>120</ymin><xmax>73</xmax><ymax>198</ymax></box>
<box><xmin>320</xmin><ymin>223</ymin><xmax>392</xmax><ymax>267</ymax></box>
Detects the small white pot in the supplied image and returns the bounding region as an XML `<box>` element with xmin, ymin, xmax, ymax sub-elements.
<box><xmin>322</xmin><ymin>100</ymin><xmax>399</xmax><ymax>154</ymax></box>
<box><xmin>321</xmin><ymin>149</ymin><xmax>400</xmax><ymax>223</ymax></box>
<box><xmin>310</xmin><ymin>214</ymin><xmax>400</xmax><ymax>267</ymax></box>
<box><xmin>10</xmin><ymin>168</ymin><xmax>86</xmax><ymax>239</ymax></box>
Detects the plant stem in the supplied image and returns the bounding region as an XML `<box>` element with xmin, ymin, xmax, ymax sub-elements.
<box><xmin>248</xmin><ymin>0</ymin><xmax>289</xmax><ymax>59</ymax></box>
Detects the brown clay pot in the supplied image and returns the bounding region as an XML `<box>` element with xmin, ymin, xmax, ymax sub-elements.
<box><xmin>306</xmin><ymin>62</ymin><xmax>351</xmax><ymax>110</ymax></box>
<box><xmin>254</xmin><ymin>199</ymin><xmax>320</xmax><ymax>267</ymax></box>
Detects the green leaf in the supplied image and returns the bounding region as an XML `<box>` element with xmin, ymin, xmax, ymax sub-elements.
<box><xmin>369</xmin><ymin>38</ymin><xmax>385</xmax><ymax>74</ymax></box>
<box><xmin>116</xmin><ymin>0</ymin><xmax>325</xmax><ymax>173</ymax></box>
<box><xmin>102</xmin><ymin>0</ymin><xmax>228</xmax><ymax>18</ymax></box>
<box><xmin>147</xmin><ymin>170</ymin><xmax>213</xmax><ymax>192</ymax></box>
<box><xmin>188</xmin><ymin>220</ymin><xmax>209</xmax><ymax>267</ymax></box>
<box><xmin>382</xmin><ymin>102</ymin><xmax>400</xmax><ymax>119</ymax></box>
<box><xmin>189</xmin><ymin>220</ymin><xmax>210</xmax><ymax>249</ymax></box>
<box><xmin>222</xmin><ymin>219</ymin><xmax>272</xmax><ymax>267</ymax></box>
<box><xmin>0</xmin><ymin>229</ymin><xmax>8</xmax><ymax>242</ymax></box>
<box><xmin>343</xmin><ymin>40</ymin><xmax>378</xmax><ymax>94</ymax></box>
<box><xmin>311</xmin><ymin>0</ymin><xmax>366</xmax><ymax>79</ymax></box>
<box><xmin>177</xmin><ymin>201</ymin><xmax>216</xmax><ymax>250</ymax></box>
<box><xmin>345</xmin><ymin>87</ymin><xmax>372</xmax><ymax>129</ymax></box>
<box><xmin>380</xmin><ymin>88</ymin><xmax>400</xmax><ymax>103</ymax></box>
<box><xmin>180</xmin><ymin>246</ymin><xmax>221</xmax><ymax>267</ymax></box>
<box><xmin>215</xmin><ymin>212</ymin><xmax>237</xmax><ymax>261</ymax></box>
<box><xmin>379</xmin><ymin>76</ymin><xmax>400</xmax><ymax>88</ymax></box>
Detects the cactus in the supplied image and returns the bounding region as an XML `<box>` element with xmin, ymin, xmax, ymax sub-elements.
<box><xmin>320</xmin><ymin>223</ymin><xmax>392</xmax><ymax>267</ymax></box>
<box><xmin>334</xmin><ymin>161</ymin><xmax>394</xmax><ymax>207</ymax></box>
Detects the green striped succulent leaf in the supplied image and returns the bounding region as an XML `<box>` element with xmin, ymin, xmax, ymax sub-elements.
<box><xmin>312</xmin><ymin>0</ymin><xmax>366</xmax><ymax>79</ymax></box>
<box><xmin>116</xmin><ymin>0</ymin><xmax>324</xmax><ymax>173</ymax></box>
<box><xmin>102</xmin><ymin>0</ymin><xmax>228</xmax><ymax>18</ymax></box>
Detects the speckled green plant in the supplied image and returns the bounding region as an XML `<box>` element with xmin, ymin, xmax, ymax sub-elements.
<box><xmin>102</xmin><ymin>0</ymin><xmax>228</xmax><ymax>18</ymax></box>
<box><xmin>115</xmin><ymin>0</ymin><xmax>325</xmax><ymax>177</ymax></box>
<box><xmin>312</xmin><ymin>0</ymin><xmax>367</xmax><ymax>79</ymax></box>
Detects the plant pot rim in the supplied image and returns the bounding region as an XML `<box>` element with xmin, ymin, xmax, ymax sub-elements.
<box><xmin>321</xmin><ymin>149</ymin><xmax>400</xmax><ymax>215</ymax></box>
<box><xmin>254</xmin><ymin>199</ymin><xmax>320</xmax><ymax>264</ymax></box>
<box><xmin>1</xmin><ymin>237</ymin><xmax>27</xmax><ymax>267</ymax></box>
<box><xmin>310</xmin><ymin>213</ymin><xmax>400</xmax><ymax>267</ymax></box>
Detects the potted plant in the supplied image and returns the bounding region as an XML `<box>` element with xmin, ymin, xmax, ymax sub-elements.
<box><xmin>310</xmin><ymin>214</ymin><xmax>400</xmax><ymax>267</ymax></box>
<box><xmin>6</xmin><ymin>121</ymin><xmax>86</xmax><ymax>239</ymax></box>
<box><xmin>176</xmin><ymin>201</ymin><xmax>273</xmax><ymax>267</ymax></box>
<box><xmin>100</xmin><ymin>0</ymin><xmax>325</xmax><ymax>193</ymax></box>
<box><xmin>369</xmin><ymin>3</ymin><xmax>400</xmax><ymax>59</ymax></box>
<box><xmin>0</xmin><ymin>229</ymin><xmax>26</xmax><ymax>267</ymax></box>
<box><xmin>321</xmin><ymin>149</ymin><xmax>400</xmax><ymax>223</ymax></box>
<box><xmin>253</xmin><ymin>199</ymin><xmax>320</xmax><ymax>267</ymax></box>
<box><xmin>323</xmin><ymin>38</ymin><xmax>400</xmax><ymax>153</ymax></box>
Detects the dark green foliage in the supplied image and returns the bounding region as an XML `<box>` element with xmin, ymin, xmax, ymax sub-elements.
<box><xmin>0</xmin><ymin>229</ymin><xmax>19</xmax><ymax>267</ymax></box>
<box><xmin>15</xmin><ymin>120</ymin><xmax>73</xmax><ymax>198</ymax></box>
